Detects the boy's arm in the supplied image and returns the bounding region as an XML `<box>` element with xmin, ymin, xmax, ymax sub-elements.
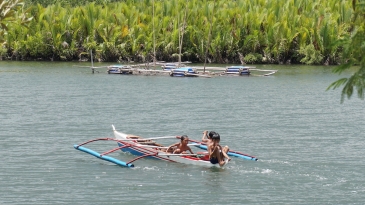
<box><xmin>166</xmin><ymin>143</ymin><xmax>178</xmax><ymax>153</ymax></box>
<box><xmin>201</xmin><ymin>130</ymin><xmax>208</xmax><ymax>142</ymax></box>
<box><xmin>207</xmin><ymin>144</ymin><xmax>212</xmax><ymax>156</ymax></box>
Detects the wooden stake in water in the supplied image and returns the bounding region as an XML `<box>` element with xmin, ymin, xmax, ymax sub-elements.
<box><xmin>90</xmin><ymin>50</ymin><xmax>94</xmax><ymax>74</ymax></box>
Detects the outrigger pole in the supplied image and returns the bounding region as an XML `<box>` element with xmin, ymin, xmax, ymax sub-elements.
<box><xmin>121</xmin><ymin>136</ymin><xmax>179</xmax><ymax>141</ymax></box>
<box><xmin>74</xmin><ymin>138</ymin><xmax>202</xmax><ymax>168</ymax></box>
<box><xmin>74</xmin><ymin>145</ymin><xmax>134</xmax><ymax>167</ymax></box>
<box><xmin>74</xmin><ymin>138</ymin><xmax>136</xmax><ymax>167</ymax></box>
<box><xmin>137</xmin><ymin>143</ymin><xmax>199</xmax><ymax>149</ymax></box>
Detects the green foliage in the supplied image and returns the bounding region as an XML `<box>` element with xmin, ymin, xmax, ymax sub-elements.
<box><xmin>244</xmin><ymin>53</ymin><xmax>262</xmax><ymax>64</ymax></box>
<box><xmin>0</xmin><ymin>0</ymin><xmax>32</xmax><ymax>41</ymax></box>
<box><xmin>328</xmin><ymin>26</ymin><xmax>365</xmax><ymax>103</ymax></box>
<box><xmin>0</xmin><ymin>0</ymin><xmax>363</xmax><ymax>67</ymax></box>
<box><xmin>24</xmin><ymin>0</ymin><xmax>120</xmax><ymax>7</ymax></box>
<box><xmin>298</xmin><ymin>44</ymin><xmax>324</xmax><ymax>65</ymax></box>
<box><xmin>0</xmin><ymin>44</ymin><xmax>6</xmax><ymax>58</ymax></box>
<box><xmin>5</xmin><ymin>0</ymin><xmax>363</xmax><ymax>103</ymax></box>
<box><xmin>327</xmin><ymin>0</ymin><xmax>365</xmax><ymax>102</ymax></box>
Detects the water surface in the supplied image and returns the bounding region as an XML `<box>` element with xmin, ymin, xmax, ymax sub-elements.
<box><xmin>0</xmin><ymin>62</ymin><xmax>364</xmax><ymax>204</ymax></box>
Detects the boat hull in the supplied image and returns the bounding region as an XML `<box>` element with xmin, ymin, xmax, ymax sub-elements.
<box><xmin>108</xmin><ymin>70</ymin><xmax>133</xmax><ymax>74</ymax></box>
<box><xmin>225</xmin><ymin>66</ymin><xmax>251</xmax><ymax>75</ymax></box>
<box><xmin>107</xmin><ymin>65</ymin><xmax>133</xmax><ymax>74</ymax></box>
<box><xmin>169</xmin><ymin>67</ymin><xmax>199</xmax><ymax>77</ymax></box>
<box><xmin>113</xmin><ymin>128</ymin><xmax>222</xmax><ymax>167</ymax></box>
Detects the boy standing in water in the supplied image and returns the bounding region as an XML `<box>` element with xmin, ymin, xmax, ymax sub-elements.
<box><xmin>207</xmin><ymin>133</ymin><xmax>231</xmax><ymax>166</ymax></box>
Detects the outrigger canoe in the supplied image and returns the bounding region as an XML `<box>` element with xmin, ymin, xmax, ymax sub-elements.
<box><xmin>107</xmin><ymin>65</ymin><xmax>133</xmax><ymax>74</ymax></box>
<box><xmin>225</xmin><ymin>66</ymin><xmax>252</xmax><ymax>75</ymax></box>
<box><xmin>73</xmin><ymin>125</ymin><xmax>257</xmax><ymax>168</ymax></box>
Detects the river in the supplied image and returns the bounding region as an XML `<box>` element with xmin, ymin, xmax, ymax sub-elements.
<box><xmin>0</xmin><ymin>61</ymin><xmax>364</xmax><ymax>204</ymax></box>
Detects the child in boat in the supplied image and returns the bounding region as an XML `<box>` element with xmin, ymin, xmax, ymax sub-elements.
<box><xmin>166</xmin><ymin>135</ymin><xmax>194</xmax><ymax>154</ymax></box>
<box><xmin>207</xmin><ymin>133</ymin><xmax>231</xmax><ymax>166</ymax></box>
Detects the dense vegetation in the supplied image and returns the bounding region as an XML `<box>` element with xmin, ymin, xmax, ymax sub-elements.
<box><xmin>0</xmin><ymin>0</ymin><xmax>363</xmax><ymax>66</ymax></box>
<box><xmin>1</xmin><ymin>0</ymin><xmax>364</xmax><ymax>101</ymax></box>
<box><xmin>24</xmin><ymin>0</ymin><xmax>119</xmax><ymax>7</ymax></box>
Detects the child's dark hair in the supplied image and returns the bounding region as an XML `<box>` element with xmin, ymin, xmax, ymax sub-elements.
<box><xmin>211</xmin><ymin>132</ymin><xmax>220</xmax><ymax>140</ymax></box>
<box><xmin>181</xmin><ymin>135</ymin><xmax>188</xmax><ymax>141</ymax></box>
<box><xmin>208</xmin><ymin>131</ymin><xmax>216</xmax><ymax>139</ymax></box>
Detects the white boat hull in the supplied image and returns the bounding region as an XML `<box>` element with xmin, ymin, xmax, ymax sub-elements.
<box><xmin>112</xmin><ymin>127</ymin><xmax>223</xmax><ymax>167</ymax></box>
